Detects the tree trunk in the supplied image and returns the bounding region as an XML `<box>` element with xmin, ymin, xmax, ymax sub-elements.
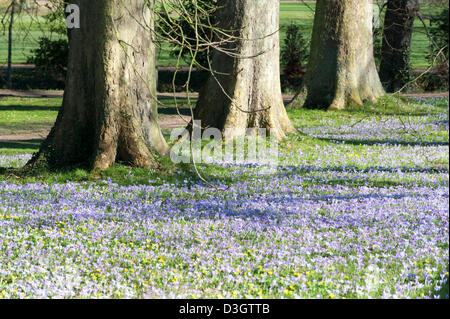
<box><xmin>288</xmin><ymin>0</ymin><xmax>385</xmax><ymax>110</ymax></box>
<box><xmin>192</xmin><ymin>0</ymin><xmax>295</xmax><ymax>140</ymax></box>
<box><xmin>379</xmin><ymin>0</ymin><xmax>419</xmax><ymax>93</ymax></box>
<box><xmin>27</xmin><ymin>0</ymin><xmax>168</xmax><ymax>171</ymax></box>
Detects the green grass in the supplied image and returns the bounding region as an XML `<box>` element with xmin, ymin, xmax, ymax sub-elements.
<box><xmin>0</xmin><ymin>95</ymin><xmax>448</xmax><ymax>187</ymax></box>
<box><xmin>0</xmin><ymin>3</ymin><xmax>443</xmax><ymax>69</ymax></box>
<box><xmin>0</xmin><ymin>95</ymin><xmax>195</xmax><ymax>157</ymax></box>
<box><xmin>409</xmin><ymin>3</ymin><xmax>444</xmax><ymax>69</ymax></box>
<box><xmin>0</xmin><ymin>96</ymin><xmax>60</xmax><ymax>156</ymax></box>
<box><xmin>0</xmin><ymin>97</ymin><xmax>61</xmax><ymax>135</ymax></box>
<box><xmin>0</xmin><ymin>95</ymin><xmax>193</xmax><ymax>136</ymax></box>
<box><xmin>279</xmin><ymin>2</ymin><xmax>316</xmax><ymax>26</ymax></box>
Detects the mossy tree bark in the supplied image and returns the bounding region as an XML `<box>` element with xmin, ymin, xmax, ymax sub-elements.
<box><xmin>379</xmin><ymin>0</ymin><xmax>419</xmax><ymax>93</ymax></box>
<box><xmin>193</xmin><ymin>0</ymin><xmax>295</xmax><ymax>140</ymax></box>
<box><xmin>27</xmin><ymin>0</ymin><xmax>168</xmax><ymax>171</ymax></box>
<box><xmin>288</xmin><ymin>0</ymin><xmax>385</xmax><ymax>110</ymax></box>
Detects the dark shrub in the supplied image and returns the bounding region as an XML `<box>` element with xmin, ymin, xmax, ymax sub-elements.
<box><xmin>281</xmin><ymin>23</ymin><xmax>310</xmax><ymax>77</ymax></box>
<box><xmin>430</xmin><ymin>8</ymin><xmax>449</xmax><ymax>61</ymax></box>
<box><xmin>27</xmin><ymin>37</ymin><xmax>68</xmax><ymax>74</ymax></box>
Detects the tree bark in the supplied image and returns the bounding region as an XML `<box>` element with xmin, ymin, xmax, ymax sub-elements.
<box><xmin>192</xmin><ymin>0</ymin><xmax>295</xmax><ymax>140</ymax></box>
<box><xmin>27</xmin><ymin>0</ymin><xmax>168</xmax><ymax>171</ymax></box>
<box><xmin>288</xmin><ymin>0</ymin><xmax>385</xmax><ymax>110</ymax></box>
<box><xmin>379</xmin><ymin>0</ymin><xmax>419</xmax><ymax>93</ymax></box>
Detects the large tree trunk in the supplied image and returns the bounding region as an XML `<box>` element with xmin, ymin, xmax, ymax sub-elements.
<box><xmin>192</xmin><ymin>0</ymin><xmax>295</xmax><ymax>140</ymax></box>
<box><xmin>27</xmin><ymin>0</ymin><xmax>168</xmax><ymax>171</ymax></box>
<box><xmin>288</xmin><ymin>0</ymin><xmax>385</xmax><ymax>110</ymax></box>
<box><xmin>379</xmin><ymin>0</ymin><xmax>419</xmax><ymax>93</ymax></box>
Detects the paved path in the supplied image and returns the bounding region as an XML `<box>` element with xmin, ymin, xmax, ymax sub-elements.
<box><xmin>0</xmin><ymin>89</ymin><xmax>64</xmax><ymax>98</ymax></box>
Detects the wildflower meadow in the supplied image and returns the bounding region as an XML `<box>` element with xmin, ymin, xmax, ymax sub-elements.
<box><xmin>0</xmin><ymin>96</ymin><xmax>448</xmax><ymax>299</ymax></box>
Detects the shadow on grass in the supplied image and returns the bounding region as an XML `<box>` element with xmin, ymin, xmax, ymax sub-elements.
<box><xmin>316</xmin><ymin>137</ymin><xmax>449</xmax><ymax>147</ymax></box>
<box><xmin>142</xmin><ymin>162</ymin><xmax>448</xmax><ymax>192</ymax></box>
<box><xmin>1</xmin><ymin>158</ymin><xmax>447</xmax><ymax>195</ymax></box>
<box><xmin>276</xmin><ymin>164</ymin><xmax>449</xmax><ymax>174</ymax></box>
<box><xmin>0</xmin><ymin>139</ymin><xmax>42</xmax><ymax>150</ymax></box>
<box><xmin>158</xmin><ymin>107</ymin><xmax>191</xmax><ymax>116</ymax></box>
<box><xmin>343</xmin><ymin>107</ymin><xmax>437</xmax><ymax>117</ymax></box>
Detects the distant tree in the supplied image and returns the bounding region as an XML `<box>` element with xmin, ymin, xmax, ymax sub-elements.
<box><xmin>2</xmin><ymin>0</ymin><xmax>17</xmax><ymax>89</ymax></box>
<box><xmin>2</xmin><ymin>0</ymin><xmax>35</xmax><ymax>89</ymax></box>
<box><xmin>281</xmin><ymin>23</ymin><xmax>310</xmax><ymax>77</ymax></box>
<box><xmin>379</xmin><ymin>0</ymin><xmax>420</xmax><ymax>93</ymax></box>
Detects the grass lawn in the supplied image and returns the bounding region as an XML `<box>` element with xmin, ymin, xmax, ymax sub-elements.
<box><xmin>0</xmin><ymin>97</ymin><xmax>60</xmax><ymax>136</ymax></box>
<box><xmin>0</xmin><ymin>2</ymin><xmax>444</xmax><ymax>69</ymax></box>
<box><xmin>0</xmin><ymin>14</ymin><xmax>64</xmax><ymax>65</ymax></box>
<box><xmin>0</xmin><ymin>95</ymin><xmax>448</xmax><ymax>298</ymax></box>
